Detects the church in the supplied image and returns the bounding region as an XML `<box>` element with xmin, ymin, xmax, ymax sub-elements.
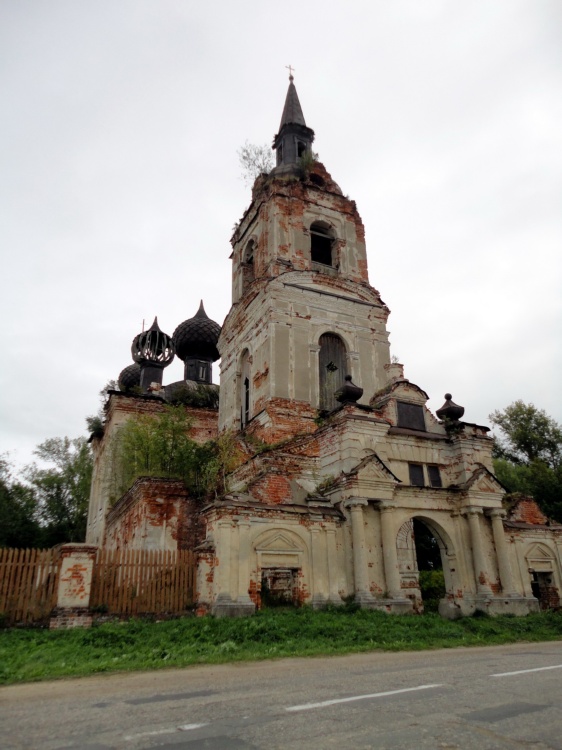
<box><xmin>86</xmin><ymin>77</ymin><xmax>562</xmax><ymax>617</ymax></box>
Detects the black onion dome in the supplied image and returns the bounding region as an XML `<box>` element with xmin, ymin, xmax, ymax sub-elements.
<box><xmin>172</xmin><ymin>301</ymin><xmax>221</xmax><ymax>362</ymax></box>
<box><xmin>118</xmin><ymin>363</ymin><xmax>141</xmax><ymax>392</ymax></box>
<box><xmin>131</xmin><ymin>317</ymin><xmax>175</xmax><ymax>366</ymax></box>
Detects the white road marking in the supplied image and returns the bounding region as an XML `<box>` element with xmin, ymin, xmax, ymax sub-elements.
<box><xmin>285</xmin><ymin>683</ymin><xmax>443</xmax><ymax>712</ymax></box>
<box><xmin>491</xmin><ymin>664</ymin><xmax>562</xmax><ymax>678</ymax></box>
<box><xmin>124</xmin><ymin>722</ymin><xmax>208</xmax><ymax>741</ymax></box>
<box><xmin>179</xmin><ymin>723</ymin><xmax>209</xmax><ymax>731</ymax></box>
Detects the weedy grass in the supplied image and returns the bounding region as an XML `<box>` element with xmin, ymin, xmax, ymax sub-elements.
<box><xmin>1</xmin><ymin>608</ymin><xmax>561</xmax><ymax>685</ymax></box>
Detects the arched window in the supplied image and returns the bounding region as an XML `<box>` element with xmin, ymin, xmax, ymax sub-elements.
<box><xmin>240</xmin><ymin>349</ymin><xmax>251</xmax><ymax>427</ymax></box>
<box><xmin>310</xmin><ymin>222</ymin><xmax>334</xmax><ymax>267</ymax></box>
<box><xmin>241</xmin><ymin>240</ymin><xmax>255</xmax><ymax>295</ymax></box>
<box><xmin>297</xmin><ymin>141</ymin><xmax>307</xmax><ymax>158</ymax></box>
<box><xmin>318</xmin><ymin>333</ymin><xmax>346</xmax><ymax>411</ymax></box>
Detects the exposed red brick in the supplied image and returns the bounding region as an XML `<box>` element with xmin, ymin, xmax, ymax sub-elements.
<box><xmin>507</xmin><ymin>496</ymin><xmax>549</xmax><ymax>525</ymax></box>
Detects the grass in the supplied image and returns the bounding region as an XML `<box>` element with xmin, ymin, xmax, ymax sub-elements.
<box><xmin>1</xmin><ymin>607</ymin><xmax>561</xmax><ymax>686</ymax></box>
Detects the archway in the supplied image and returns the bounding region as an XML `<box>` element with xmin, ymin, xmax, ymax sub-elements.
<box><xmin>397</xmin><ymin>516</ymin><xmax>458</xmax><ymax>614</ymax></box>
<box><xmin>413</xmin><ymin>519</ymin><xmax>446</xmax><ymax>612</ymax></box>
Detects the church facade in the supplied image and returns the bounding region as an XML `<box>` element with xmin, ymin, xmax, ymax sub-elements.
<box><xmin>86</xmin><ymin>78</ymin><xmax>562</xmax><ymax>617</ymax></box>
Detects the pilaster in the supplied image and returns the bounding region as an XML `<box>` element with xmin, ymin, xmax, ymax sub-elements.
<box><xmin>325</xmin><ymin>526</ymin><xmax>341</xmax><ymax>603</ymax></box>
<box><xmin>487</xmin><ymin>509</ymin><xmax>517</xmax><ymax>596</ymax></box>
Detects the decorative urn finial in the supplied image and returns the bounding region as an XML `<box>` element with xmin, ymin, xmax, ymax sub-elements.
<box><xmin>436</xmin><ymin>393</ymin><xmax>465</xmax><ymax>422</ymax></box>
<box><xmin>335</xmin><ymin>375</ymin><xmax>364</xmax><ymax>405</ymax></box>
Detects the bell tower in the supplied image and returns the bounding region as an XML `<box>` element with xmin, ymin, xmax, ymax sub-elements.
<box><xmin>272</xmin><ymin>71</ymin><xmax>315</xmax><ymax>173</ymax></box>
<box><xmin>218</xmin><ymin>76</ymin><xmax>393</xmax><ymax>438</ymax></box>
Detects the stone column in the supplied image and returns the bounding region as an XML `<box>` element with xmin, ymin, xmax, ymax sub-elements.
<box><xmin>236</xmin><ymin>518</ymin><xmax>255</xmax><ymax>613</ymax></box>
<box><xmin>325</xmin><ymin>526</ymin><xmax>341</xmax><ymax>603</ymax></box>
<box><xmin>379</xmin><ymin>503</ymin><xmax>403</xmax><ymax>599</ymax></box>
<box><xmin>465</xmin><ymin>507</ymin><xmax>493</xmax><ymax>595</ymax></box>
<box><xmin>347</xmin><ymin>498</ymin><xmax>374</xmax><ymax>603</ymax></box>
<box><xmin>213</xmin><ymin>519</ymin><xmax>234</xmax><ymax>613</ymax></box>
<box><xmin>488</xmin><ymin>509</ymin><xmax>517</xmax><ymax>596</ymax></box>
<box><xmin>310</xmin><ymin>526</ymin><xmax>327</xmax><ymax>607</ymax></box>
<box><xmin>50</xmin><ymin>544</ymin><xmax>98</xmax><ymax>629</ymax></box>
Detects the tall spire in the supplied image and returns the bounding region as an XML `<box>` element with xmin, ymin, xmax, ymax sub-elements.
<box><xmin>279</xmin><ymin>78</ymin><xmax>307</xmax><ymax>130</ymax></box>
<box><xmin>272</xmin><ymin>71</ymin><xmax>315</xmax><ymax>173</ymax></box>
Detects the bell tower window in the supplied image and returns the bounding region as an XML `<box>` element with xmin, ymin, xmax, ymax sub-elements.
<box><xmin>310</xmin><ymin>222</ymin><xmax>334</xmax><ymax>267</ymax></box>
<box><xmin>318</xmin><ymin>333</ymin><xmax>346</xmax><ymax>411</ymax></box>
<box><xmin>241</xmin><ymin>240</ymin><xmax>255</xmax><ymax>295</ymax></box>
<box><xmin>240</xmin><ymin>349</ymin><xmax>251</xmax><ymax>428</ymax></box>
<box><xmin>297</xmin><ymin>140</ymin><xmax>306</xmax><ymax>158</ymax></box>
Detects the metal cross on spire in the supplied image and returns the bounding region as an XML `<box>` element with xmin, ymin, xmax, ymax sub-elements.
<box><xmin>285</xmin><ymin>64</ymin><xmax>295</xmax><ymax>81</ymax></box>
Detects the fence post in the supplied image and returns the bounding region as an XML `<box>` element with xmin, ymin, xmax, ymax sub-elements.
<box><xmin>50</xmin><ymin>544</ymin><xmax>98</xmax><ymax>629</ymax></box>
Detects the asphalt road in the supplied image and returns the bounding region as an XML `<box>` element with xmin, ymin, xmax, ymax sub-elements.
<box><xmin>2</xmin><ymin>641</ymin><xmax>562</xmax><ymax>749</ymax></box>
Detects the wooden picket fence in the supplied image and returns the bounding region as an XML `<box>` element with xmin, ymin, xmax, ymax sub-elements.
<box><xmin>0</xmin><ymin>547</ymin><xmax>196</xmax><ymax>626</ymax></box>
<box><xmin>0</xmin><ymin>548</ymin><xmax>61</xmax><ymax>626</ymax></box>
<box><xmin>90</xmin><ymin>548</ymin><xmax>195</xmax><ymax>617</ymax></box>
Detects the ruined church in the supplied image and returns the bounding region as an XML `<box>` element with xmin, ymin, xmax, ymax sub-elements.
<box><xmin>86</xmin><ymin>77</ymin><xmax>562</xmax><ymax>617</ymax></box>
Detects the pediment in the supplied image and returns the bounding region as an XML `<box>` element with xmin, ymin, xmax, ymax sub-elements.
<box><xmin>463</xmin><ymin>465</ymin><xmax>506</xmax><ymax>494</ymax></box>
<box><xmin>256</xmin><ymin>532</ymin><xmax>300</xmax><ymax>552</ymax></box>
<box><xmin>348</xmin><ymin>453</ymin><xmax>400</xmax><ymax>485</ymax></box>
<box><xmin>526</xmin><ymin>543</ymin><xmax>555</xmax><ymax>561</ymax></box>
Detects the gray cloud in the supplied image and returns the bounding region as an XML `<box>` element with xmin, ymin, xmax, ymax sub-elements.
<box><xmin>1</xmin><ymin>0</ymin><xmax>560</xmax><ymax>467</ymax></box>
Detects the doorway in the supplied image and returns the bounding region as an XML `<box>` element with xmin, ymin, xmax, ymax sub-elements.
<box><xmin>531</xmin><ymin>571</ymin><xmax>560</xmax><ymax>611</ymax></box>
<box><xmin>260</xmin><ymin>568</ymin><xmax>300</xmax><ymax>608</ymax></box>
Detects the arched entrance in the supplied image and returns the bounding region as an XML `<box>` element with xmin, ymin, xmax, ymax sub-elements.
<box><xmin>397</xmin><ymin>515</ymin><xmax>460</xmax><ymax>615</ymax></box>
<box><xmin>413</xmin><ymin>519</ymin><xmax>446</xmax><ymax>612</ymax></box>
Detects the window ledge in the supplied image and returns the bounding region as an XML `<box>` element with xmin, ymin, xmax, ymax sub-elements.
<box><xmin>311</xmin><ymin>261</ymin><xmax>338</xmax><ymax>276</ymax></box>
<box><xmin>389</xmin><ymin>426</ymin><xmax>448</xmax><ymax>440</ymax></box>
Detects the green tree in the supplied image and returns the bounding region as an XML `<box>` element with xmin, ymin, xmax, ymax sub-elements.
<box><xmin>26</xmin><ymin>437</ymin><xmax>93</xmax><ymax>546</ymax></box>
<box><xmin>490</xmin><ymin>400</ymin><xmax>562</xmax><ymax>466</ymax></box>
<box><xmin>489</xmin><ymin>401</ymin><xmax>562</xmax><ymax>522</ymax></box>
<box><xmin>108</xmin><ymin>406</ymin><xmax>213</xmax><ymax>502</ymax></box>
<box><xmin>0</xmin><ymin>455</ymin><xmax>42</xmax><ymax>548</ymax></box>
<box><xmin>238</xmin><ymin>141</ymin><xmax>274</xmax><ymax>186</ymax></box>
<box><xmin>107</xmin><ymin>407</ymin><xmax>242</xmax><ymax>503</ymax></box>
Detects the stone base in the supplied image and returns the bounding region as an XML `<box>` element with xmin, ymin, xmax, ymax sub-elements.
<box><xmin>357</xmin><ymin>595</ymin><xmax>414</xmax><ymax>614</ymax></box>
<box><xmin>50</xmin><ymin>607</ymin><xmax>93</xmax><ymax>630</ymax></box>
<box><xmin>211</xmin><ymin>596</ymin><xmax>256</xmax><ymax>618</ymax></box>
<box><xmin>311</xmin><ymin>594</ymin><xmax>328</xmax><ymax>610</ymax></box>
<box><xmin>474</xmin><ymin>595</ymin><xmax>539</xmax><ymax>617</ymax></box>
<box><xmin>438</xmin><ymin>598</ymin><xmax>464</xmax><ymax>620</ymax></box>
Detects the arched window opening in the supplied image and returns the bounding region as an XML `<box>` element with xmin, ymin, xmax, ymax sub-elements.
<box><xmin>318</xmin><ymin>333</ymin><xmax>346</xmax><ymax>411</ymax></box>
<box><xmin>240</xmin><ymin>350</ymin><xmax>251</xmax><ymax>428</ymax></box>
<box><xmin>310</xmin><ymin>222</ymin><xmax>334</xmax><ymax>267</ymax></box>
<box><xmin>297</xmin><ymin>141</ymin><xmax>307</xmax><ymax>158</ymax></box>
<box><xmin>241</xmin><ymin>240</ymin><xmax>255</xmax><ymax>295</ymax></box>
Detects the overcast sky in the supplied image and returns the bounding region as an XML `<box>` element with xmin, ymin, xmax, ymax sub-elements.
<box><xmin>1</xmin><ymin>1</ymin><xmax>561</xmax><ymax>469</ymax></box>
